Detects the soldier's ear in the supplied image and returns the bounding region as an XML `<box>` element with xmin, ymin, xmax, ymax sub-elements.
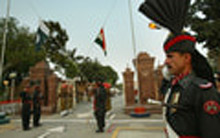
<box><xmin>183</xmin><ymin>53</ymin><xmax>192</xmax><ymax>64</ymax></box>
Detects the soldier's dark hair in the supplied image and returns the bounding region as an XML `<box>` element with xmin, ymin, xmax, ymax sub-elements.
<box><xmin>191</xmin><ymin>50</ymin><xmax>216</xmax><ymax>87</ymax></box>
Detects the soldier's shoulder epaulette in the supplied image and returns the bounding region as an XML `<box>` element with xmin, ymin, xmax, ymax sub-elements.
<box><xmin>199</xmin><ymin>82</ymin><xmax>213</xmax><ymax>89</ymax></box>
<box><xmin>192</xmin><ymin>77</ymin><xmax>213</xmax><ymax>89</ymax></box>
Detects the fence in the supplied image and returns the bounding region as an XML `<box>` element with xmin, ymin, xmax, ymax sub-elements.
<box><xmin>0</xmin><ymin>100</ymin><xmax>21</xmax><ymax>114</ymax></box>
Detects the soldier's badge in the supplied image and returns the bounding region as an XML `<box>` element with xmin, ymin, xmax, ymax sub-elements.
<box><xmin>173</xmin><ymin>92</ymin><xmax>180</xmax><ymax>104</ymax></box>
<box><xmin>203</xmin><ymin>100</ymin><xmax>220</xmax><ymax>115</ymax></box>
<box><xmin>170</xmin><ymin>92</ymin><xmax>180</xmax><ymax>113</ymax></box>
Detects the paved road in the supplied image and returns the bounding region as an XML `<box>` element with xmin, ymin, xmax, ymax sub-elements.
<box><xmin>0</xmin><ymin>95</ymin><xmax>165</xmax><ymax>138</ymax></box>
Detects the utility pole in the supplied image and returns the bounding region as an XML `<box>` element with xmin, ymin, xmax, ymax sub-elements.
<box><xmin>0</xmin><ymin>0</ymin><xmax>11</xmax><ymax>84</ymax></box>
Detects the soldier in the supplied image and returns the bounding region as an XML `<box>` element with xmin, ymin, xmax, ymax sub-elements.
<box><xmin>139</xmin><ymin>0</ymin><xmax>220</xmax><ymax>137</ymax></box>
<box><xmin>20</xmin><ymin>87</ymin><xmax>32</xmax><ymax>130</ymax></box>
<box><xmin>162</xmin><ymin>33</ymin><xmax>220</xmax><ymax>138</ymax></box>
<box><xmin>93</xmin><ymin>80</ymin><xmax>107</xmax><ymax>133</ymax></box>
<box><xmin>33</xmin><ymin>85</ymin><xmax>43</xmax><ymax>127</ymax></box>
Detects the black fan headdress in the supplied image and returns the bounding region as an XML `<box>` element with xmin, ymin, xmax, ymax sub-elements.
<box><xmin>139</xmin><ymin>0</ymin><xmax>216</xmax><ymax>86</ymax></box>
<box><xmin>139</xmin><ymin>0</ymin><xmax>196</xmax><ymax>53</ymax></box>
<box><xmin>139</xmin><ymin>0</ymin><xmax>190</xmax><ymax>35</ymax></box>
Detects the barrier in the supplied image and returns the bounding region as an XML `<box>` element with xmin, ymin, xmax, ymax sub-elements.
<box><xmin>0</xmin><ymin>100</ymin><xmax>21</xmax><ymax>114</ymax></box>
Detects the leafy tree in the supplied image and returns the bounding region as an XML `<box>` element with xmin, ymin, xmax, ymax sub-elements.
<box><xmin>0</xmin><ymin>17</ymin><xmax>118</xmax><ymax>91</ymax></box>
<box><xmin>78</xmin><ymin>58</ymin><xmax>119</xmax><ymax>85</ymax></box>
<box><xmin>186</xmin><ymin>0</ymin><xmax>220</xmax><ymax>70</ymax></box>
<box><xmin>78</xmin><ymin>58</ymin><xmax>101</xmax><ymax>82</ymax></box>
<box><xmin>115</xmin><ymin>83</ymin><xmax>123</xmax><ymax>91</ymax></box>
<box><xmin>67</xmin><ymin>48</ymin><xmax>84</xmax><ymax>62</ymax></box>
<box><xmin>42</xmin><ymin>21</ymin><xmax>84</xmax><ymax>79</ymax></box>
<box><xmin>64</xmin><ymin>48</ymin><xmax>84</xmax><ymax>78</ymax></box>
<box><xmin>100</xmin><ymin>66</ymin><xmax>118</xmax><ymax>85</ymax></box>
<box><xmin>0</xmin><ymin>17</ymin><xmax>45</xmax><ymax>86</ymax></box>
<box><xmin>0</xmin><ymin>18</ymin><xmax>83</xmax><ymax>88</ymax></box>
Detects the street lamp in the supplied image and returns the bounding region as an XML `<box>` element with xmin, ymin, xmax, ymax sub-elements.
<box><xmin>3</xmin><ymin>80</ymin><xmax>9</xmax><ymax>101</ymax></box>
<box><xmin>9</xmin><ymin>72</ymin><xmax>16</xmax><ymax>101</ymax></box>
<box><xmin>3</xmin><ymin>80</ymin><xmax>9</xmax><ymax>86</ymax></box>
<box><xmin>0</xmin><ymin>0</ymin><xmax>11</xmax><ymax>83</ymax></box>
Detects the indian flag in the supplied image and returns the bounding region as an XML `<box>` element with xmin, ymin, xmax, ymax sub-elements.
<box><xmin>94</xmin><ymin>28</ymin><xmax>107</xmax><ymax>56</ymax></box>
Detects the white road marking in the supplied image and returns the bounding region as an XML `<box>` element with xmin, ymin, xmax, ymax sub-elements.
<box><xmin>13</xmin><ymin>119</ymin><xmax>163</xmax><ymax>123</ymax></box>
<box><xmin>38</xmin><ymin>126</ymin><xmax>65</xmax><ymax>138</ymax></box>
<box><xmin>60</xmin><ymin>110</ymin><xmax>69</xmax><ymax>117</ymax></box>
<box><xmin>38</xmin><ymin>131</ymin><xmax>51</xmax><ymax>138</ymax></box>
<box><xmin>48</xmin><ymin>126</ymin><xmax>65</xmax><ymax>132</ymax></box>
<box><xmin>76</xmin><ymin>111</ymin><xmax>93</xmax><ymax>118</ymax></box>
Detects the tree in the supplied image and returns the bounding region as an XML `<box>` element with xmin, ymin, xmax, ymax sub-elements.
<box><xmin>42</xmin><ymin>21</ymin><xmax>84</xmax><ymax>79</ymax></box>
<box><xmin>0</xmin><ymin>18</ymin><xmax>83</xmax><ymax>88</ymax></box>
<box><xmin>186</xmin><ymin>0</ymin><xmax>220</xmax><ymax>70</ymax></box>
<box><xmin>0</xmin><ymin>17</ymin><xmax>118</xmax><ymax>91</ymax></box>
<box><xmin>78</xmin><ymin>58</ymin><xmax>119</xmax><ymax>85</ymax></box>
<box><xmin>100</xmin><ymin>66</ymin><xmax>118</xmax><ymax>85</ymax></box>
<box><xmin>0</xmin><ymin>17</ymin><xmax>45</xmax><ymax>86</ymax></box>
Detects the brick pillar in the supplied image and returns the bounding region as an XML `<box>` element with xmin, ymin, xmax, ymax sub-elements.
<box><xmin>123</xmin><ymin>67</ymin><xmax>135</xmax><ymax>106</ymax></box>
<box><xmin>154</xmin><ymin>65</ymin><xmax>164</xmax><ymax>100</ymax></box>
<box><xmin>47</xmin><ymin>74</ymin><xmax>59</xmax><ymax>113</ymax></box>
<box><xmin>29</xmin><ymin>61</ymin><xmax>50</xmax><ymax>106</ymax></box>
<box><xmin>19</xmin><ymin>60</ymin><xmax>62</xmax><ymax>114</ymax></box>
<box><xmin>135</xmin><ymin>52</ymin><xmax>156</xmax><ymax>104</ymax></box>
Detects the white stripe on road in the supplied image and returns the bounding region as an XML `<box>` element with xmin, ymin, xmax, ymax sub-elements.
<box><xmin>76</xmin><ymin>111</ymin><xmax>92</xmax><ymax>118</ymax></box>
<box><xmin>38</xmin><ymin>126</ymin><xmax>65</xmax><ymax>138</ymax></box>
<box><xmin>38</xmin><ymin>131</ymin><xmax>51</xmax><ymax>138</ymax></box>
<box><xmin>13</xmin><ymin>119</ymin><xmax>163</xmax><ymax>123</ymax></box>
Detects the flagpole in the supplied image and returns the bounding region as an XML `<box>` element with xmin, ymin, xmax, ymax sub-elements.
<box><xmin>128</xmin><ymin>0</ymin><xmax>140</xmax><ymax>104</ymax></box>
<box><xmin>0</xmin><ymin>0</ymin><xmax>11</xmax><ymax>84</ymax></box>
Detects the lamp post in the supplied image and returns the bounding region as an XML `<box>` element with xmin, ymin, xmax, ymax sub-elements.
<box><xmin>0</xmin><ymin>0</ymin><xmax>11</xmax><ymax>84</ymax></box>
<box><xmin>3</xmin><ymin>80</ymin><xmax>9</xmax><ymax>86</ymax></box>
<box><xmin>9</xmin><ymin>72</ymin><xmax>16</xmax><ymax>101</ymax></box>
<box><xmin>3</xmin><ymin>80</ymin><xmax>9</xmax><ymax>101</ymax></box>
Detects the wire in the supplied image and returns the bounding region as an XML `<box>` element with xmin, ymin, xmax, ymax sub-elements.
<box><xmin>24</xmin><ymin>0</ymin><xmax>41</xmax><ymax>20</ymax></box>
<box><xmin>102</xmin><ymin>0</ymin><xmax>119</xmax><ymax>27</ymax></box>
<box><xmin>90</xmin><ymin>0</ymin><xmax>119</xmax><ymax>58</ymax></box>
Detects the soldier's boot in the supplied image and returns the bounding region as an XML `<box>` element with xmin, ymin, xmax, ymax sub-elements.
<box><xmin>96</xmin><ymin>126</ymin><xmax>104</xmax><ymax>133</ymax></box>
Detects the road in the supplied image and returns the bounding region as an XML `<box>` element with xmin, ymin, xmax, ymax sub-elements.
<box><xmin>0</xmin><ymin>94</ymin><xmax>165</xmax><ymax>138</ymax></box>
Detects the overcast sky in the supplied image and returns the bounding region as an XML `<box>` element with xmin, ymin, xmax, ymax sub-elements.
<box><xmin>0</xmin><ymin>0</ymin><xmax>207</xmax><ymax>83</ymax></box>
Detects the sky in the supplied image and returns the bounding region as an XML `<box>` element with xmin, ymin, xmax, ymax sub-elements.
<box><xmin>0</xmin><ymin>0</ymin><xmax>207</xmax><ymax>83</ymax></box>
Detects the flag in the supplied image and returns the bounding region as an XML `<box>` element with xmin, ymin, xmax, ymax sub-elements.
<box><xmin>35</xmin><ymin>20</ymin><xmax>49</xmax><ymax>51</ymax></box>
<box><xmin>94</xmin><ymin>28</ymin><xmax>107</xmax><ymax>56</ymax></box>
